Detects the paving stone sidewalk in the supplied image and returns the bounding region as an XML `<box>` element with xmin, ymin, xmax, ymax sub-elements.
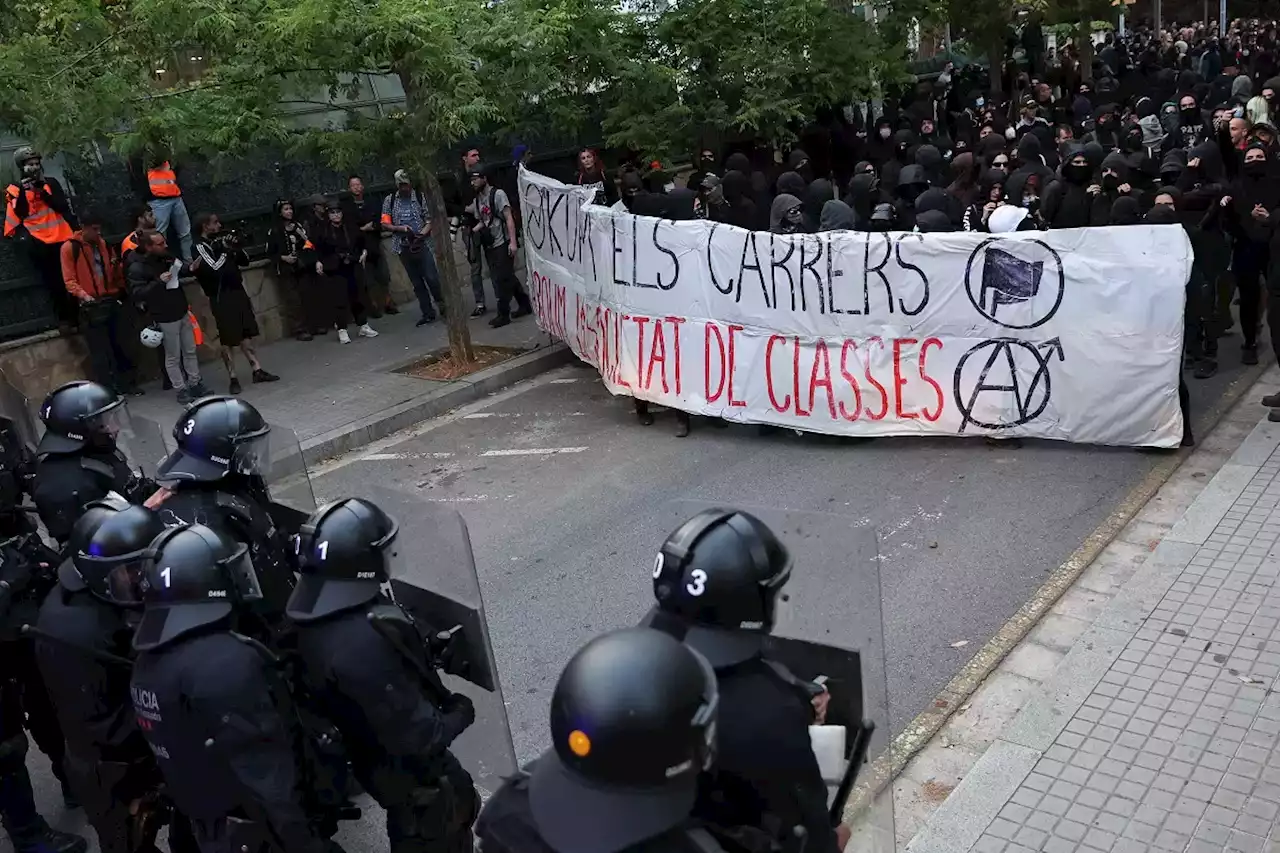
<box><xmin>905</xmin><ymin>390</ymin><xmax>1280</xmax><ymax>853</ymax></box>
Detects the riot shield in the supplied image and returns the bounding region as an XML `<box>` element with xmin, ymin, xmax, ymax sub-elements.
<box><xmin>115</xmin><ymin>413</ymin><xmax>172</xmax><ymax>480</ymax></box>
<box><xmin>366</xmin><ymin>485</ymin><xmax>518</xmax><ymax>802</ymax></box>
<box><xmin>0</xmin><ymin>370</ymin><xmax>40</xmax><ymax>452</ymax></box>
<box><xmin>263</xmin><ymin>425</ymin><xmax>315</xmax><ymax>533</ymax></box>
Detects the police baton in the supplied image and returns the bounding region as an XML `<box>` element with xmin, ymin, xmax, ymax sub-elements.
<box><xmin>19</xmin><ymin>623</ymin><xmax>134</xmax><ymax>668</ymax></box>
<box><xmin>828</xmin><ymin>720</ymin><xmax>875</xmax><ymax>824</ymax></box>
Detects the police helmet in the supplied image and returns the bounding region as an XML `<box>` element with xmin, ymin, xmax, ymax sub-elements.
<box><xmin>133</xmin><ymin>524</ymin><xmax>260</xmax><ymax>652</ymax></box>
<box><xmin>74</xmin><ymin>501</ymin><xmax>166</xmax><ymax>605</ymax></box>
<box><xmin>649</xmin><ymin>508</ymin><xmax>791</xmax><ymax>667</ymax></box>
<box><xmin>156</xmin><ymin>396</ymin><xmax>270</xmax><ymax>484</ymax></box>
<box><xmin>37</xmin><ymin>381</ymin><xmax>125</xmax><ymax>455</ymax></box>
<box><xmin>286</xmin><ymin>498</ymin><xmax>398</xmax><ymax>623</ymax></box>
<box><xmin>529</xmin><ymin>628</ymin><xmax>718</xmax><ymax>853</ymax></box>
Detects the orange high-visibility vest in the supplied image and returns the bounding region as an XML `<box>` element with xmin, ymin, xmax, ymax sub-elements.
<box><xmin>147</xmin><ymin>162</ymin><xmax>181</xmax><ymax>198</ymax></box>
<box><xmin>121</xmin><ymin>231</ymin><xmax>139</xmax><ymax>256</ymax></box>
<box><xmin>4</xmin><ymin>184</ymin><xmax>74</xmax><ymax>244</ymax></box>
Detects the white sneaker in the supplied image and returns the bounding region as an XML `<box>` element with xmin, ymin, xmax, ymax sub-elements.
<box><xmin>338</xmin><ymin>329</ymin><xmax>351</xmax><ymax>344</ymax></box>
<box><xmin>358</xmin><ymin>324</ymin><xmax>378</xmax><ymax>338</ymax></box>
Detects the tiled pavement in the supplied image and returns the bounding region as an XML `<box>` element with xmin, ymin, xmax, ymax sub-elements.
<box><xmin>905</xmin><ymin>391</ymin><xmax>1280</xmax><ymax>853</ymax></box>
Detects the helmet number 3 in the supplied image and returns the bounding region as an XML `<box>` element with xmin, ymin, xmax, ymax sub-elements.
<box><xmin>686</xmin><ymin>569</ymin><xmax>707</xmax><ymax>597</ymax></box>
<box><xmin>182</xmin><ymin>419</ymin><xmax>195</xmax><ymax>435</ymax></box>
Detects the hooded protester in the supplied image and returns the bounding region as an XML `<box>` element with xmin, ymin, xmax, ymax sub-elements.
<box><xmin>686</xmin><ymin>147</ymin><xmax>719</xmax><ymax>198</ymax></box>
<box><xmin>1160</xmin><ymin>148</ymin><xmax>1188</xmax><ymax>186</ymax></box>
<box><xmin>718</xmin><ymin>170</ymin><xmax>759</xmax><ymax>231</ymax></box>
<box><xmin>1089</xmin><ymin>103</ymin><xmax>1123</xmax><ymax>149</ymax></box>
<box><xmin>803</xmin><ymin>179</ymin><xmax>835</xmax><ymax>232</ymax></box>
<box><xmin>622</xmin><ymin>171</ymin><xmax>665</xmax><ymax>217</ymax></box>
<box><xmin>866</xmin><ymin>117</ymin><xmax>896</xmax><ymax>164</ymax></box>
<box><xmin>1004</xmin><ymin>169</ymin><xmax>1044</xmax><ymax>224</ymax></box>
<box><xmin>770</xmin><ymin>193</ymin><xmax>807</xmax><ymax>234</ymax></box>
<box><xmin>1072</xmin><ymin>87</ymin><xmax>1095</xmax><ymax>129</ymax></box>
<box><xmin>1012</xmin><ymin>133</ymin><xmax>1055</xmax><ymax>187</ymax></box>
<box><xmin>946</xmin><ymin>152</ymin><xmax>980</xmax><ymax>219</ymax></box>
<box><xmin>819</xmin><ymin>199</ymin><xmax>857</xmax><ymax>232</ymax></box>
<box><xmin>976</xmin><ymin>133</ymin><xmax>1009</xmax><ymax>168</ymax></box>
<box><xmin>914</xmin><ymin>188</ymin><xmax>952</xmax><ymax>230</ymax></box>
<box><xmin>915</xmin><ymin>210</ymin><xmax>954</xmax><ymax>233</ymax></box>
<box><xmin>787</xmin><ymin>149</ymin><xmax>814</xmax><ymax>185</ymax></box>
<box><xmin>1223</xmin><ymin>142</ymin><xmax>1279</xmax><ymax>367</ymax></box>
<box><xmin>1096</xmin><ymin>151</ymin><xmax>1135</xmax><ymax>214</ymax></box>
<box><xmin>696</xmin><ymin>174</ymin><xmax>725</xmax><ymax>220</ymax></box>
<box><xmin>914</xmin><ymin>144</ymin><xmax>945</xmax><ymax>187</ymax></box>
<box><xmin>1109</xmin><ymin>195</ymin><xmax>1142</xmax><ymax>225</ymax></box>
<box><xmin>1234</xmin><ymin>74</ymin><xmax>1255</xmax><ymax>105</ymax></box>
<box><xmin>724</xmin><ymin>152</ymin><xmax>752</xmax><ymax>176</ymax></box>
<box><xmin>844</xmin><ymin>173</ymin><xmax>878</xmax><ymax>231</ymax></box>
<box><xmin>869</xmin><ymin>203</ymin><xmax>896</xmax><ymax>232</ymax></box>
<box><xmin>964</xmin><ymin>169</ymin><xmax>1007</xmax><ymax>232</ymax></box>
<box><xmin>1042</xmin><ymin>146</ymin><xmax>1099</xmax><ymax>228</ymax></box>
<box><xmin>880</xmin><ymin>129</ymin><xmax>918</xmax><ymax>196</ymax></box>
<box><xmin>1176</xmin><ymin>93</ymin><xmax>1211</xmax><ymax>148</ymax></box>
<box><xmin>776</xmin><ymin>171</ymin><xmax>807</xmax><ymax>200</ymax></box>
<box><xmin>892</xmin><ymin>165</ymin><xmax>930</xmax><ymax>231</ymax></box>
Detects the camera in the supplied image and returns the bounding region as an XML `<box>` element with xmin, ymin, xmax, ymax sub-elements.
<box><xmin>219</xmin><ymin>228</ymin><xmax>247</xmax><ymax>248</ymax></box>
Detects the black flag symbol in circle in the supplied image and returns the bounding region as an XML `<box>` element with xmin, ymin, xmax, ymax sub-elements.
<box><xmin>964</xmin><ymin>238</ymin><xmax>1066</xmax><ymax>330</ymax></box>
<box><xmin>953</xmin><ymin>338</ymin><xmax>1066</xmax><ymax>434</ymax></box>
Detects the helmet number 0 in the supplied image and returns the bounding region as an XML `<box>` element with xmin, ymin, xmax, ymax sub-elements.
<box><xmin>686</xmin><ymin>569</ymin><xmax>707</xmax><ymax>597</ymax></box>
<box><xmin>652</xmin><ymin>552</ymin><xmax>665</xmax><ymax>579</ymax></box>
<box><xmin>182</xmin><ymin>419</ymin><xmax>195</xmax><ymax>436</ymax></box>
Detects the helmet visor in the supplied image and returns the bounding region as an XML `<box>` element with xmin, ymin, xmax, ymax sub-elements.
<box><xmin>83</xmin><ymin>400</ymin><xmax>128</xmax><ymax>441</ymax></box>
<box><xmin>232</xmin><ymin>433</ymin><xmax>271</xmax><ymax>477</ymax></box>
<box><xmin>222</xmin><ymin>545</ymin><xmax>264</xmax><ymax>604</ymax></box>
<box><xmin>106</xmin><ymin>559</ymin><xmax>147</xmax><ymax>605</ymax></box>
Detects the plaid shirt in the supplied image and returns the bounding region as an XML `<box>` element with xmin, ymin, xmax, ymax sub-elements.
<box><xmin>381</xmin><ymin>190</ymin><xmax>428</xmax><ymax>254</ymax></box>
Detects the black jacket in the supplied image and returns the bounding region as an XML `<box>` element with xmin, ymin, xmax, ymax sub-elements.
<box><xmin>194</xmin><ymin>238</ymin><xmax>250</xmax><ymax>303</ymax></box>
<box><xmin>266</xmin><ymin>221</ymin><xmax>312</xmax><ymax>276</ymax></box>
<box><xmin>130</xmin><ymin>631</ymin><xmax>327</xmax><ymax>853</ymax></box>
<box><xmin>125</xmin><ymin>250</ymin><xmax>190</xmax><ymax>323</ymax></box>
<box><xmin>311</xmin><ymin>221</ymin><xmax>362</xmax><ymax>274</ymax></box>
<box><xmin>31</xmin><ymin>450</ymin><xmax>137</xmax><ymax>544</ymax></box>
<box><xmin>692</xmin><ymin>658</ymin><xmax>838</xmax><ymax>853</ymax></box>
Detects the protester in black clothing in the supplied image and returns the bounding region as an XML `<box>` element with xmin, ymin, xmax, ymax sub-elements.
<box><xmin>818</xmin><ymin>200</ymin><xmax>856</xmax><ymax>232</ymax></box>
<box><xmin>311</xmin><ymin>201</ymin><xmax>377</xmax><ymax>344</ymax></box>
<box><xmin>344</xmin><ymin>175</ymin><xmax>398</xmax><ymax>317</ymax></box>
<box><xmin>717</xmin><ymin>171</ymin><xmax>758</xmax><ymax>230</ymax></box>
<box><xmin>892</xmin><ymin>165</ymin><xmax>930</xmax><ymax>231</ymax></box>
<box><xmin>776</xmin><ymin>171</ymin><xmax>806</xmax><ymax>200</ymax></box>
<box><xmin>880</xmin><ymin>129</ymin><xmax>917</xmax><ymax>196</ymax></box>
<box><xmin>469</xmin><ymin>168</ymin><xmax>532</xmax><ymax>328</ymax></box>
<box><xmin>1220</xmin><ymin>143</ymin><xmax>1278</xmax><ymax>367</ymax></box>
<box><xmin>266</xmin><ymin>200</ymin><xmax>318</xmax><ymax>341</ymax></box>
<box><xmin>769</xmin><ymin>194</ymin><xmax>805</xmax><ymax>234</ymax></box>
<box><xmin>844</xmin><ymin>172</ymin><xmax>878</xmax><ymax>230</ymax></box>
<box><xmin>575</xmin><ymin>149</ymin><xmax>619</xmax><ymax>206</ymax></box>
<box><xmin>802</xmin><ymin>179</ymin><xmax>834</xmax><ymax>232</ymax></box>
<box><xmin>963</xmin><ymin>169</ymin><xmax>1007</xmax><ymax>232</ymax></box>
<box><xmin>1177</xmin><ymin>92</ymin><xmax>1212</xmax><ymax>148</ymax></box>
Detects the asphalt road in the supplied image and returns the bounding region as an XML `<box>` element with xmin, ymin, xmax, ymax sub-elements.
<box><xmin>14</xmin><ymin>341</ymin><xmax>1261</xmax><ymax>853</ymax></box>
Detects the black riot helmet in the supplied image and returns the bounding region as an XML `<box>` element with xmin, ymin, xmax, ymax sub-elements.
<box><xmin>37</xmin><ymin>381</ymin><xmax>125</xmax><ymax>455</ymax></box>
<box><xmin>64</xmin><ymin>497</ymin><xmax>124</xmax><ymax>572</ymax></box>
<box><xmin>156</xmin><ymin>396</ymin><xmax>270</xmax><ymax>484</ymax></box>
<box><xmin>650</xmin><ymin>508</ymin><xmax>792</xmax><ymax>667</ymax></box>
<box><xmin>74</xmin><ymin>501</ymin><xmax>166</xmax><ymax>606</ymax></box>
<box><xmin>528</xmin><ymin>627</ymin><xmax>718</xmax><ymax>853</ymax></box>
<box><xmin>286</xmin><ymin>498</ymin><xmax>398</xmax><ymax>622</ymax></box>
<box><xmin>133</xmin><ymin>524</ymin><xmax>261</xmax><ymax>652</ymax></box>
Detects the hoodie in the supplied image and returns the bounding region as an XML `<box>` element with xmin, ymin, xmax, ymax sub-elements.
<box><xmin>963</xmin><ymin>169</ymin><xmax>1007</xmax><ymax>232</ymax></box>
<box><xmin>819</xmin><ymin>200</ymin><xmax>856</xmax><ymax>231</ymax></box>
<box><xmin>893</xmin><ymin>165</ymin><xmax>929</xmax><ymax>230</ymax></box>
<box><xmin>914</xmin><ymin>144</ymin><xmax>945</xmax><ymax>187</ymax></box>
<box><xmin>718</xmin><ymin>171</ymin><xmax>758</xmax><ymax>231</ymax></box>
<box><xmin>1233</xmin><ymin>75</ymin><xmax>1255</xmax><ymax>104</ymax></box>
<box><xmin>776</xmin><ymin>171</ymin><xmax>807</xmax><ymax>199</ymax></box>
<box><xmin>787</xmin><ymin>149</ymin><xmax>813</xmax><ymax>184</ymax></box>
<box><xmin>880</xmin><ymin>129</ymin><xmax>918</xmax><ymax>195</ymax></box>
<box><xmin>1109</xmin><ymin>195</ymin><xmax>1141</xmax><ymax>225</ymax></box>
<box><xmin>844</xmin><ymin>173</ymin><xmax>878</xmax><ymax>229</ymax></box>
<box><xmin>770</xmin><ymin>193</ymin><xmax>805</xmax><ymax>234</ymax></box>
<box><xmin>915</xmin><ymin>210</ymin><xmax>954</xmax><ymax>233</ymax></box>
<box><xmin>804</xmin><ymin>179</ymin><xmax>835</xmax><ymax>231</ymax></box>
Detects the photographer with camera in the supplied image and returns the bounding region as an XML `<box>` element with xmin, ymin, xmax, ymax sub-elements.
<box><xmin>60</xmin><ymin>209</ymin><xmax>140</xmax><ymax>396</ymax></box>
<box><xmin>4</xmin><ymin>147</ymin><xmax>80</xmax><ymax>328</ymax></box>
<box><xmin>467</xmin><ymin>168</ymin><xmax>531</xmax><ymax>329</ymax></box>
<box><xmin>382</xmin><ymin>170</ymin><xmax>445</xmax><ymax>327</ymax></box>
<box><xmin>193</xmin><ymin>214</ymin><xmax>280</xmax><ymax>394</ymax></box>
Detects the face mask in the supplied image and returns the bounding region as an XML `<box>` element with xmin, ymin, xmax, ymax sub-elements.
<box><xmin>706</xmin><ymin>185</ymin><xmax>725</xmax><ymax>206</ymax></box>
<box><xmin>1180</xmin><ymin>107</ymin><xmax>1200</xmax><ymax>123</ymax></box>
<box><xmin>1102</xmin><ymin>173</ymin><xmax>1120</xmax><ymax>191</ymax></box>
<box><xmin>880</xmin><ymin>128</ymin><xmax>892</xmax><ymax>139</ymax></box>
<box><xmin>1005</xmin><ymin>127</ymin><xmax>1017</xmax><ymax>140</ymax></box>
<box><xmin>1064</xmin><ymin>162</ymin><xmax>1092</xmax><ymax>183</ymax></box>
<box><xmin>1244</xmin><ymin>160</ymin><xmax>1268</xmax><ymax>178</ymax></box>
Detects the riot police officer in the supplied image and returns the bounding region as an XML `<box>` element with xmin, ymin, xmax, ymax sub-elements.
<box><xmin>145</xmin><ymin>397</ymin><xmax>295</xmax><ymax>619</ymax></box>
<box><xmin>285</xmin><ymin>498</ymin><xmax>479</xmax><ymax>853</ymax></box>
<box><xmin>129</xmin><ymin>523</ymin><xmax>335</xmax><ymax>853</ymax></box>
<box><xmin>475</xmin><ymin>627</ymin><xmax>724</xmax><ymax>853</ymax></box>
<box><xmin>0</xmin><ymin>538</ymin><xmax>88</xmax><ymax>853</ymax></box>
<box><xmin>0</xmin><ymin>409</ymin><xmax>36</xmax><ymax>539</ymax></box>
<box><xmin>31</xmin><ymin>380</ymin><xmax>153</xmax><ymax>545</ymax></box>
<box><xmin>649</xmin><ymin>509</ymin><xmax>850</xmax><ymax>853</ymax></box>
<box><xmin>32</xmin><ymin>497</ymin><xmax>178</xmax><ymax>853</ymax></box>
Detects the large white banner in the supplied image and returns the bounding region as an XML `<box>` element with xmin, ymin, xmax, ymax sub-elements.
<box><xmin>518</xmin><ymin>167</ymin><xmax>1192</xmax><ymax>447</ymax></box>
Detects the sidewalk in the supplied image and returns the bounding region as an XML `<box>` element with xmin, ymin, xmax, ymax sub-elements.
<box><xmin>894</xmin><ymin>368</ymin><xmax>1280</xmax><ymax>853</ymax></box>
<box><xmin>125</xmin><ymin>306</ymin><xmax>570</xmax><ymax>465</ymax></box>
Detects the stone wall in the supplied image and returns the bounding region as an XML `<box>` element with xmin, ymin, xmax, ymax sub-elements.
<box><xmin>0</xmin><ymin>236</ymin><xmax>424</xmax><ymax>405</ymax></box>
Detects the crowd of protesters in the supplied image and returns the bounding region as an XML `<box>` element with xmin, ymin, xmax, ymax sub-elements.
<box><xmin>598</xmin><ymin>17</ymin><xmax>1280</xmax><ymax>444</ymax></box>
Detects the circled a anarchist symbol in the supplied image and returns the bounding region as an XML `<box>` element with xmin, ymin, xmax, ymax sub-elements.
<box><xmin>953</xmin><ymin>338</ymin><xmax>1065</xmax><ymax>434</ymax></box>
<box><xmin>964</xmin><ymin>237</ymin><xmax>1065</xmax><ymax>330</ymax></box>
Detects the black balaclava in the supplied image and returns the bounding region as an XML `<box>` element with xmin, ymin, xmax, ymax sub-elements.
<box><xmin>1110</xmin><ymin>195</ymin><xmax>1141</xmax><ymax>224</ymax></box>
<box><xmin>1144</xmin><ymin>204</ymin><xmax>1178</xmax><ymax>224</ymax></box>
<box><xmin>915</xmin><ymin>210</ymin><xmax>955</xmax><ymax>233</ymax></box>
<box><xmin>895</xmin><ymin>165</ymin><xmax>928</xmax><ymax>203</ymax></box>
<box><xmin>845</xmin><ymin>173</ymin><xmax>878</xmax><ymax>223</ymax></box>
<box><xmin>724</xmin><ymin>152</ymin><xmax>752</xmax><ymax>175</ymax></box>
<box><xmin>1100</xmin><ymin>152</ymin><xmax>1129</xmax><ymax>190</ymax></box>
<box><xmin>770</xmin><ymin>193</ymin><xmax>806</xmax><ymax>234</ymax></box>
<box><xmin>776</xmin><ymin>171</ymin><xmax>806</xmax><ymax>198</ymax></box>
<box><xmin>892</xmin><ymin>129</ymin><xmax>917</xmax><ymax>163</ymax></box>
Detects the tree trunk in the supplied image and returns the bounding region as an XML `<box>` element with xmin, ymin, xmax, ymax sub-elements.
<box><xmin>1077</xmin><ymin>20</ymin><xmax>1094</xmax><ymax>83</ymax></box>
<box><xmin>422</xmin><ymin>170</ymin><xmax>474</xmax><ymax>363</ymax></box>
<box><xmin>987</xmin><ymin>41</ymin><xmax>1004</xmax><ymax>93</ymax></box>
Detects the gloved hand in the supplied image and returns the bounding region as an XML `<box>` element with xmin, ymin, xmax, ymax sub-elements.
<box><xmin>443</xmin><ymin>692</ymin><xmax>476</xmax><ymax>740</ymax></box>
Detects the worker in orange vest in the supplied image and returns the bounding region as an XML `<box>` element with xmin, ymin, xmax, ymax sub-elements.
<box><xmin>130</xmin><ymin>151</ymin><xmax>192</xmax><ymax>261</ymax></box>
<box><xmin>60</xmin><ymin>208</ymin><xmax>140</xmax><ymax>395</ymax></box>
<box><xmin>4</xmin><ymin>146</ymin><xmax>80</xmax><ymax>327</ymax></box>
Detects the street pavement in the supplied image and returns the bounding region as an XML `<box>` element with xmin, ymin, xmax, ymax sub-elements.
<box><xmin>9</xmin><ymin>326</ymin><xmax>1270</xmax><ymax>852</ymax></box>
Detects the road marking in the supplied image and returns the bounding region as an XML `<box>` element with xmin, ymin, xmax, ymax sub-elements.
<box><xmin>361</xmin><ymin>451</ymin><xmax>454</xmax><ymax>461</ymax></box>
<box><xmin>480</xmin><ymin>447</ymin><xmax>588</xmax><ymax>457</ymax></box>
<box><xmin>462</xmin><ymin>411</ymin><xmax>588</xmax><ymax>420</ymax></box>
<box><xmin>549</xmin><ymin>378</ymin><xmax>578</xmax><ymax>384</ymax></box>
<box><xmin>841</xmin><ymin>355</ymin><xmax>1274</xmax><ymax>826</ymax></box>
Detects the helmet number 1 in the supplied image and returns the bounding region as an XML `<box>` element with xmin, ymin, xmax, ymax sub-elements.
<box><xmin>686</xmin><ymin>569</ymin><xmax>707</xmax><ymax>597</ymax></box>
<box><xmin>183</xmin><ymin>419</ymin><xmax>195</xmax><ymax>435</ymax></box>
<box><xmin>317</xmin><ymin>541</ymin><xmax>329</xmax><ymax>561</ymax></box>
<box><xmin>160</xmin><ymin>566</ymin><xmax>172</xmax><ymax>588</ymax></box>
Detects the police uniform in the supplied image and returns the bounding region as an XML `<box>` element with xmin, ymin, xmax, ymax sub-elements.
<box><xmin>129</xmin><ymin>525</ymin><xmax>331</xmax><ymax>853</ymax></box>
<box><xmin>648</xmin><ymin>509</ymin><xmax>843</xmax><ymax>853</ymax></box>
<box><xmin>286</xmin><ymin>499</ymin><xmax>478</xmax><ymax>853</ymax></box>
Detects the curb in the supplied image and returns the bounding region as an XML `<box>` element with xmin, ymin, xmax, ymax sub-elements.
<box><xmin>842</xmin><ymin>355</ymin><xmax>1274</xmax><ymax>828</ymax></box>
<box><xmin>298</xmin><ymin>343</ymin><xmax>574</xmax><ymax>468</ymax></box>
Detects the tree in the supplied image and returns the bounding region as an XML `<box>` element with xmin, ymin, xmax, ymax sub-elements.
<box><xmin>0</xmin><ymin>0</ymin><xmax>515</xmax><ymax>364</ymax></box>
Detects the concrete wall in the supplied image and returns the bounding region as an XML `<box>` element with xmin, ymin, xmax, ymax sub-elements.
<box><xmin>0</xmin><ymin>236</ymin><xmax>429</xmax><ymax>405</ymax></box>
